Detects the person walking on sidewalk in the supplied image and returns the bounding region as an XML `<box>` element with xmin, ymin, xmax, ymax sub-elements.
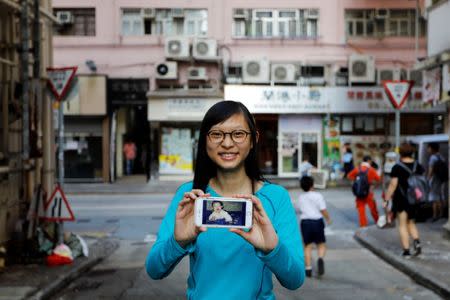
<box><xmin>384</xmin><ymin>143</ymin><xmax>423</xmax><ymax>258</ymax></box>
<box><xmin>427</xmin><ymin>142</ymin><xmax>447</xmax><ymax>221</ymax></box>
<box><xmin>348</xmin><ymin>155</ymin><xmax>381</xmax><ymax>227</ymax></box>
<box><xmin>296</xmin><ymin>176</ymin><xmax>331</xmax><ymax>277</ymax></box>
<box><xmin>146</xmin><ymin>100</ymin><xmax>305</xmax><ymax>299</ymax></box>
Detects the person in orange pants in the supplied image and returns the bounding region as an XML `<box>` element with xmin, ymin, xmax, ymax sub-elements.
<box><xmin>348</xmin><ymin>155</ymin><xmax>381</xmax><ymax>227</ymax></box>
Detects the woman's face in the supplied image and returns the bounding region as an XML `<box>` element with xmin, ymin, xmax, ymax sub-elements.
<box><xmin>206</xmin><ymin>113</ymin><xmax>253</xmax><ymax>173</ymax></box>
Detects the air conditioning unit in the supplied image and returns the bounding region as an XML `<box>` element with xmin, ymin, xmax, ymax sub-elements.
<box><xmin>242</xmin><ymin>60</ymin><xmax>270</xmax><ymax>83</ymax></box>
<box><xmin>377</xmin><ymin>68</ymin><xmax>407</xmax><ymax>84</ymax></box>
<box><xmin>271</xmin><ymin>63</ymin><xmax>297</xmax><ymax>83</ymax></box>
<box><xmin>375</xmin><ymin>9</ymin><xmax>389</xmax><ymax>19</ymax></box>
<box><xmin>193</xmin><ymin>38</ymin><xmax>218</xmax><ymax>60</ymax></box>
<box><xmin>408</xmin><ymin>69</ymin><xmax>423</xmax><ymax>86</ymax></box>
<box><xmin>143</xmin><ymin>8</ymin><xmax>155</xmax><ymax>18</ymax></box>
<box><xmin>299</xmin><ymin>65</ymin><xmax>326</xmax><ymax>86</ymax></box>
<box><xmin>233</xmin><ymin>9</ymin><xmax>249</xmax><ymax>19</ymax></box>
<box><xmin>165</xmin><ymin>37</ymin><xmax>190</xmax><ymax>60</ymax></box>
<box><xmin>349</xmin><ymin>54</ymin><xmax>376</xmax><ymax>83</ymax></box>
<box><xmin>306</xmin><ymin>9</ymin><xmax>319</xmax><ymax>19</ymax></box>
<box><xmin>56</xmin><ymin>11</ymin><xmax>74</xmax><ymax>25</ymax></box>
<box><xmin>155</xmin><ymin>61</ymin><xmax>177</xmax><ymax>79</ymax></box>
<box><xmin>187</xmin><ymin>67</ymin><xmax>208</xmax><ymax>80</ymax></box>
<box><xmin>171</xmin><ymin>8</ymin><xmax>184</xmax><ymax>18</ymax></box>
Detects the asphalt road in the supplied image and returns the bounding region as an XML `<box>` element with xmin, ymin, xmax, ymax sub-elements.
<box><xmin>51</xmin><ymin>188</ymin><xmax>442</xmax><ymax>299</ymax></box>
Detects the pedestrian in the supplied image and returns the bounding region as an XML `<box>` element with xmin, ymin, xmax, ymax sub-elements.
<box><xmin>427</xmin><ymin>142</ymin><xmax>447</xmax><ymax>221</ymax></box>
<box><xmin>342</xmin><ymin>145</ymin><xmax>354</xmax><ymax>178</ymax></box>
<box><xmin>383</xmin><ymin>143</ymin><xmax>423</xmax><ymax>258</ymax></box>
<box><xmin>299</xmin><ymin>154</ymin><xmax>315</xmax><ymax>178</ymax></box>
<box><xmin>297</xmin><ymin>176</ymin><xmax>331</xmax><ymax>277</ymax></box>
<box><xmin>145</xmin><ymin>100</ymin><xmax>305</xmax><ymax>299</ymax></box>
<box><xmin>123</xmin><ymin>139</ymin><xmax>137</xmax><ymax>175</ymax></box>
<box><xmin>347</xmin><ymin>155</ymin><xmax>381</xmax><ymax>227</ymax></box>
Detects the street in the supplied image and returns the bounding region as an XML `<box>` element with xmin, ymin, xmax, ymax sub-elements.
<box><xmin>50</xmin><ymin>187</ymin><xmax>442</xmax><ymax>299</ymax></box>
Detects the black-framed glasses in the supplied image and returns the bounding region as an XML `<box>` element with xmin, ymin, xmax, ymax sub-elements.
<box><xmin>207</xmin><ymin>130</ymin><xmax>251</xmax><ymax>144</ymax></box>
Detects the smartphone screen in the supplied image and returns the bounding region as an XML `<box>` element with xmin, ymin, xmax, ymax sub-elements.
<box><xmin>196</xmin><ymin>197</ymin><xmax>252</xmax><ymax>228</ymax></box>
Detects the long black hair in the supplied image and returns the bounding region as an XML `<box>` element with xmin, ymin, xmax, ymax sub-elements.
<box><xmin>193</xmin><ymin>100</ymin><xmax>264</xmax><ymax>192</ymax></box>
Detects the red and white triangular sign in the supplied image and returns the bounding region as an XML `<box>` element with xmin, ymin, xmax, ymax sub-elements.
<box><xmin>47</xmin><ymin>67</ymin><xmax>77</xmax><ymax>101</ymax></box>
<box><xmin>42</xmin><ymin>185</ymin><xmax>75</xmax><ymax>222</ymax></box>
<box><xmin>383</xmin><ymin>80</ymin><xmax>414</xmax><ymax>109</ymax></box>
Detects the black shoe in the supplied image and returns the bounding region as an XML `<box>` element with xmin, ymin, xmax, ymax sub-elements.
<box><xmin>402</xmin><ymin>249</ymin><xmax>411</xmax><ymax>259</ymax></box>
<box><xmin>317</xmin><ymin>258</ymin><xmax>325</xmax><ymax>276</ymax></box>
<box><xmin>413</xmin><ymin>240</ymin><xmax>422</xmax><ymax>256</ymax></box>
<box><xmin>305</xmin><ymin>269</ymin><xmax>312</xmax><ymax>277</ymax></box>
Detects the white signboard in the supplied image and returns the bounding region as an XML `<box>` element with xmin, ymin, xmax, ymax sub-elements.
<box><xmin>224</xmin><ymin>85</ymin><xmax>445</xmax><ymax>114</ymax></box>
<box><xmin>423</xmin><ymin>68</ymin><xmax>441</xmax><ymax>105</ymax></box>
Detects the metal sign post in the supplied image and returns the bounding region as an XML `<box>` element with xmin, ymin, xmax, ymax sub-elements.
<box><xmin>383</xmin><ymin>80</ymin><xmax>414</xmax><ymax>152</ymax></box>
<box><xmin>46</xmin><ymin>67</ymin><xmax>77</xmax><ymax>244</ymax></box>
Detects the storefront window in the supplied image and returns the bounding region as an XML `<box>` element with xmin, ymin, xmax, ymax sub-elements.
<box><xmin>300</xmin><ymin>133</ymin><xmax>318</xmax><ymax>167</ymax></box>
<box><xmin>159</xmin><ymin>127</ymin><xmax>193</xmax><ymax>174</ymax></box>
<box><xmin>280</xmin><ymin>132</ymin><xmax>299</xmax><ymax>174</ymax></box>
<box><xmin>64</xmin><ymin>136</ymin><xmax>103</xmax><ymax>181</ymax></box>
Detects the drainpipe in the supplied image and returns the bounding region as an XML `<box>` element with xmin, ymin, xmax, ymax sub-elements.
<box><xmin>20</xmin><ymin>0</ymin><xmax>30</xmax><ymax>160</ymax></box>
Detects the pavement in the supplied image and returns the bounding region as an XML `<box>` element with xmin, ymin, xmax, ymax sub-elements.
<box><xmin>0</xmin><ymin>237</ymin><xmax>119</xmax><ymax>300</ymax></box>
<box><xmin>1</xmin><ymin>179</ymin><xmax>449</xmax><ymax>300</ymax></box>
<box><xmin>354</xmin><ymin>219</ymin><xmax>450</xmax><ymax>299</ymax></box>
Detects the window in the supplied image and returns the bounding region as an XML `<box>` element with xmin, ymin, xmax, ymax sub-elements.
<box><xmin>121</xmin><ymin>8</ymin><xmax>207</xmax><ymax>36</ymax></box>
<box><xmin>54</xmin><ymin>8</ymin><xmax>96</xmax><ymax>36</ymax></box>
<box><xmin>232</xmin><ymin>8</ymin><xmax>318</xmax><ymax>39</ymax></box>
<box><xmin>345</xmin><ymin>9</ymin><xmax>426</xmax><ymax>38</ymax></box>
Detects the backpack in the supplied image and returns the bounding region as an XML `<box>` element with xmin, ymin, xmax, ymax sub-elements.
<box><xmin>352</xmin><ymin>167</ymin><xmax>370</xmax><ymax>198</ymax></box>
<box><xmin>398</xmin><ymin>162</ymin><xmax>429</xmax><ymax>205</ymax></box>
<box><xmin>432</xmin><ymin>155</ymin><xmax>449</xmax><ymax>182</ymax></box>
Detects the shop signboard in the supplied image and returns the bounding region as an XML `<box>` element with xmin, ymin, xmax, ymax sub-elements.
<box><xmin>423</xmin><ymin>67</ymin><xmax>441</xmax><ymax>105</ymax></box>
<box><xmin>224</xmin><ymin>85</ymin><xmax>446</xmax><ymax>113</ymax></box>
<box><xmin>442</xmin><ymin>64</ymin><xmax>450</xmax><ymax>102</ymax></box>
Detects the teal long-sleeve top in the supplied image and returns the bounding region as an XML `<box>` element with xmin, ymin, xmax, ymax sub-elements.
<box><xmin>145</xmin><ymin>181</ymin><xmax>305</xmax><ymax>299</ymax></box>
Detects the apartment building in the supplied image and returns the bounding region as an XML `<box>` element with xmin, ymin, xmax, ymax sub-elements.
<box><xmin>414</xmin><ymin>0</ymin><xmax>450</xmax><ymax>234</ymax></box>
<box><xmin>0</xmin><ymin>0</ymin><xmax>55</xmax><ymax>247</ymax></box>
<box><xmin>52</xmin><ymin>0</ymin><xmax>445</xmax><ymax>182</ymax></box>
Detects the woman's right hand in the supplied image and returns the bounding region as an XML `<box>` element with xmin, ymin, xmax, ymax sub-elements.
<box><xmin>174</xmin><ymin>189</ymin><xmax>209</xmax><ymax>248</ymax></box>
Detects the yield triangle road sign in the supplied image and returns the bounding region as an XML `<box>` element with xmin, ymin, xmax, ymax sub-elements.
<box><xmin>42</xmin><ymin>185</ymin><xmax>75</xmax><ymax>222</ymax></box>
<box><xmin>383</xmin><ymin>80</ymin><xmax>414</xmax><ymax>109</ymax></box>
<box><xmin>47</xmin><ymin>66</ymin><xmax>77</xmax><ymax>101</ymax></box>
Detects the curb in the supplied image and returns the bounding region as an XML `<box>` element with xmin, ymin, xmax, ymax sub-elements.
<box><xmin>26</xmin><ymin>239</ymin><xmax>119</xmax><ymax>300</ymax></box>
<box><xmin>354</xmin><ymin>230</ymin><xmax>450</xmax><ymax>299</ymax></box>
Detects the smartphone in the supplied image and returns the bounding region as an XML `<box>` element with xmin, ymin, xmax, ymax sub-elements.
<box><xmin>194</xmin><ymin>197</ymin><xmax>253</xmax><ymax>229</ymax></box>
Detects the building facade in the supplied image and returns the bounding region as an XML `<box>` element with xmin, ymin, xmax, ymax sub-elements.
<box><xmin>414</xmin><ymin>0</ymin><xmax>450</xmax><ymax>234</ymax></box>
<box><xmin>0</xmin><ymin>0</ymin><xmax>55</xmax><ymax>247</ymax></box>
<box><xmin>52</xmin><ymin>0</ymin><xmax>445</xmax><ymax>182</ymax></box>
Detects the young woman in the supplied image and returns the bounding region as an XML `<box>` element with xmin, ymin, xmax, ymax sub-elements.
<box><xmin>146</xmin><ymin>101</ymin><xmax>305</xmax><ymax>299</ymax></box>
<box><xmin>384</xmin><ymin>143</ymin><xmax>423</xmax><ymax>257</ymax></box>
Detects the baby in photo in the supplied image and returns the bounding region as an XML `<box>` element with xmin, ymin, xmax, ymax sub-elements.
<box><xmin>209</xmin><ymin>200</ymin><xmax>233</xmax><ymax>224</ymax></box>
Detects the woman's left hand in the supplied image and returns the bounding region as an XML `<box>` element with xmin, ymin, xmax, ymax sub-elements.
<box><xmin>229</xmin><ymin>194</ymin><xmax>279</xmax><ymax>254</ymax></box>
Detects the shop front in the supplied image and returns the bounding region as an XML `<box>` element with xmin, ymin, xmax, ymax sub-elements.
<box><xmin>147</xmin><ymin>93</ymin><xmax>222</xmax><ymax>178</ymax></box>
<box><xmin>225</xmin><ymin>85</ymin><xmax>446</xmax><ymax>179</ymax></box>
